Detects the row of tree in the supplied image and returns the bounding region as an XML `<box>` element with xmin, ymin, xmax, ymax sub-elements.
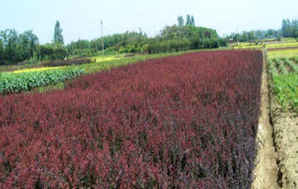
<box><xmin>0</xmin><ymin>21</ymin><xmax>65</xmax><ymax>65</ymax></box>
<box><xmin>226</xmin><ymin>29</ymin><xmax>281</xmax><ymax>42</ymax></box>
<box><xmin>0</xmin><ymin>15</ymin><xmax>224</xmax><ymax>65</ymax></box>
<box><xmin>67</xmin><ymin>15</ymin><xmax>225</xmax><ymax>56</ymax></box>
<box><xmin>0</xmin><ymin>29</ymin><xmax>39</xmax><ymax>64</ymax></box>
<box><xmin>66</xmin><ymin>31</ymin><xmax>148</xmax><ymax>57</ymax></box>
<box><xmin>282</xmin><ymin>19</ymin><xmax>298</xmax><ymax>38</ymax></box>
<box><xmin>227</xmin><ymin>19</ymin><xmax>298</xmax><ymax>43</ymax></box>
<box><xmin>177</xmin><ymin>14</ymin><xmax>195</xmax><ymax>27</ymax></box>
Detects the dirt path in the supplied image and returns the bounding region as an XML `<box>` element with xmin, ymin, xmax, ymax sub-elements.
<box><xmin>271</xmin><ymin>100</ymin><xmax>298</xmax><ymax>189</ymax></box>
<box><xmin>251</xmin><ymin>50</ymin><xmax>279</xmax><ymax>189</ymax></box>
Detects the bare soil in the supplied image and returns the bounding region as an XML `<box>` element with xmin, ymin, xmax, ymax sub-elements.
<box><xmin>251</xmin><ymin>51</ymin><xmax>279</xmax><ymax>189</ymax></box>
<box><xmin>271</xmin><ymin>99</ymin><xmax>298</xmax><ymax>189</ymax></box>
<box><xmin>285</xmin><ymin>63</ymin><xmax>295</xmax><ymax>72</ymax></box>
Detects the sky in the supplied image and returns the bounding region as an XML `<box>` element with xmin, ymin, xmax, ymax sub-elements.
<box><xmin>1</xmin><ymin>0</ymin><xmax>297</xmax><ymax>44</ymax></box>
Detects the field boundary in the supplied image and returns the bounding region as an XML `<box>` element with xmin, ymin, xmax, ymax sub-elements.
<box><xmin>251</xmin><ymin>50</ymin><xmax>279</xmax><ymax>189</ymax></box>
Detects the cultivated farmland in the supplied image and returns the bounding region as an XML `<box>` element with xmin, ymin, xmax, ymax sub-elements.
<box><xmin>0</xmin><ymin>50</ymin><xmax>263</xmax><ymax>188</ymax></box>
<box><xmin>267</xmin><ymin>51</ymin><xmax>298</xmax><ymax>188</ymax></box>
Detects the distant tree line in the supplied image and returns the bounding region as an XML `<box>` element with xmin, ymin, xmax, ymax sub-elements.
<box><xmin>227</xmin><ymin>29</ymin><xmax>281</xmax><ymax>42</ymax></box>
<box><xmin>0</xmin><ymin>21</ymin><xmax>67</xmax><ymax>65</ymax></box>
<box><xmin>0</xmin><ymin>16</ymin><xmax>225</xmax><ymax>65</ymax></box>
<box><xmin>1</xmin><ymin>17</ymin><xmax>298</xmax><ymax>65</ymax></box>
<box><xmin>67</xmin><ymin>15</ymin><xmax>226</xmax><ymax>57</ymax></box>
<box><xmin>66</xmin><ymin>31</ymin><xmax>148</xmax><ymax>57</ymax></box>
<box><xmin>0</xmin><ymin>29</ymin><xmax>39</xmax><ymax>64</ymax></box>
<box><xmin>2</xmin><ymin>15</ymin><xmax>273</xmax><ymax>65</ymax></box>
<box><xmin>227</xmin><ymin>18</ymin><xmax>298</xmax><ymax>43</ymax></box>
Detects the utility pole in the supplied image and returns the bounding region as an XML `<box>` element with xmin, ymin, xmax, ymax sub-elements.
<box><xmin>101</xmin><ymin>20</ymin><xmax>104</xmax><ymax>55</ymax></box>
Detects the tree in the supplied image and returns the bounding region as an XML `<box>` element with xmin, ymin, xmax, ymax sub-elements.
<box><xmin>177</xmin><ymin>16</ymin><xmax>184</xmax><ymax>27</ymax></box>
<box><xmin>247</xmin><ymin>31</ymin><xmax>255</xmax><ymax>41</ymax></box>
<box><xmin>186</xmin><ymin>15</ymin><xmax>192</xmax><ymax>25</ymax></box>
<box><xmin>0</xmin><ymin>29</ymin><xmax>40</xmax><ymax>64</ymax></box>
<box><xmin>191</xmin><ymin>16</ymin><xmax>195</xmax><ymax>26</ymax></box>
<box><xmin>38</xmin><ymin>44</ymin><xmax>54</xmax><ymax>60</ymax></box>
<box><xmin>0</xmin><ymin>39</ymin><xmax>3</xmax><ymax>64</ymax></box>
<box><xmin>26</xmin><ymin>31</ymin><xmax>39</xmax><ymax>57</ymax></box>
<box><xmin>185</xmin><ymin>15</ymin><xmax>195</xmax><ymax>26</ymax></box>
<box><xmin>19</xmin><ymin>31</ymin><xmax>39</xmax><ymax>60</ymax></box>
<box><xmin>282</xmin><ymin>19</ymin><xmax>290</xmax><ymax>37</ymax></box>
<box><xmin>18</xmin><ymin>33</ymin><xmax>30</xmax><ymax>60</ymax></box>
<box><xmin>54</xmin><ymin>20</ymin><xmax>64</xmax><ymax>45</ymax></box>
<box><xmin>37</xmin><ymin>44</ymin><xmax>67</xmax><ymax>60</ymax></box>
<box><xmin>6</xmin><ymin>29</ymin><xmax>20</xmax><ymax>62</ymax></box>
<box><xmin>281</xmin><ymin>19</ymin><xmax>298</xmax><ymax>38</ymax></box>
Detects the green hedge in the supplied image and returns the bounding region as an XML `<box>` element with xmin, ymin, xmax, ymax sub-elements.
<box><xmin>0</xmin><ymin>68</ymin><xmax>84</xmax><ymax>94</ymax></box>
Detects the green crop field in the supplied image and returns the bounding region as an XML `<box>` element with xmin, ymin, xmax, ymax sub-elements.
<box><xmin>0</xmin><ymin>68</ymin><xmax>84</xmax><ymax>94</ymax></box>
<box><xmin>268</xmin><ymin>56</ymin><xmax>298</xmax><ymax>112</ymax></box>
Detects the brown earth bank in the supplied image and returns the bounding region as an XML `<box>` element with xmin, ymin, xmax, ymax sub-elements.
<box><xmin>251</xmin><ymin>50</ymin><xmax>279</xmax><ymax>189</ymax></box>
<box><xmin>271</xmin><ymin>99</ymin><xmax>298</xmax><ymax>189</ymax></box>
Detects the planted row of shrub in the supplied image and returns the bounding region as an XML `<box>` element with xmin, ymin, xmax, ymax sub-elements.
<box><xmin>0</xmin><ymin>68</ymin><xmax>84</xmax><ymax>94</ymax></box>
<box><xmin>0</xmin><ymin>50</ymin><xmax>263</xmax><ymax>188</ymax></box>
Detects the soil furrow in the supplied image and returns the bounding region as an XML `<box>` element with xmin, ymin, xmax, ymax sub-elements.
<box><xmin>252</xmin><ymin>50</ymin><xmax>279</xmax><ymax>189</ymax></box>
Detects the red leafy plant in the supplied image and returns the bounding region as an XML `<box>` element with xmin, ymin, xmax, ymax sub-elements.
<box><xmin>0</xmin><ymin>50</ymin><xmax>263</xmax><ymax>188</ymax></box>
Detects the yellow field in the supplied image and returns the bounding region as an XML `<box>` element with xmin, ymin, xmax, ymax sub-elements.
<box><xmin>267</xmin><ymin>42</ymin><xmax>298</xmax><ymax>49</ymax></box>
<box><xmin>230</xmin><ymin>43</ymin><xmax>262</xmax><ymax>49</ymax></box>
<box><xmin>268</xmin><ymin>49</ymin><xmax>298</xmax><ymax>59</ymax></box>
<box><xmin>94</xmin><ymin>55</ymin><xmax>121</xmax><ymax>63</ymax></box>
<box><xmin>12</xmin><ymin>66</ymin><xmax>62</xmax><ymax>74</ymax></box>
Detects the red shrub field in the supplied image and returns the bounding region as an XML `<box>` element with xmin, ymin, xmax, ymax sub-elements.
<box><xmin>0</xmin><ymin>50</ymin><xmax>263</xmax><ymax>188</ymax></box>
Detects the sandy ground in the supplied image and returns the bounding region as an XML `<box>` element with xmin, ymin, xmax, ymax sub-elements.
<box><xmin>271</xmin><ymin>100</ymin><xmax>298</xmax><ymax>189</ymax></box>
<box><xmin>251</xmin><ymin>51</ymin><xmax>279</xmax><ymax>189</ymax></box>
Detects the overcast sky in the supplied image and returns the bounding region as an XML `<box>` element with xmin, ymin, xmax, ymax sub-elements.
<box><xmin>1</xmin><ymin>0</ymin><xmax>297</xmax><ymax>44</ymax></box>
